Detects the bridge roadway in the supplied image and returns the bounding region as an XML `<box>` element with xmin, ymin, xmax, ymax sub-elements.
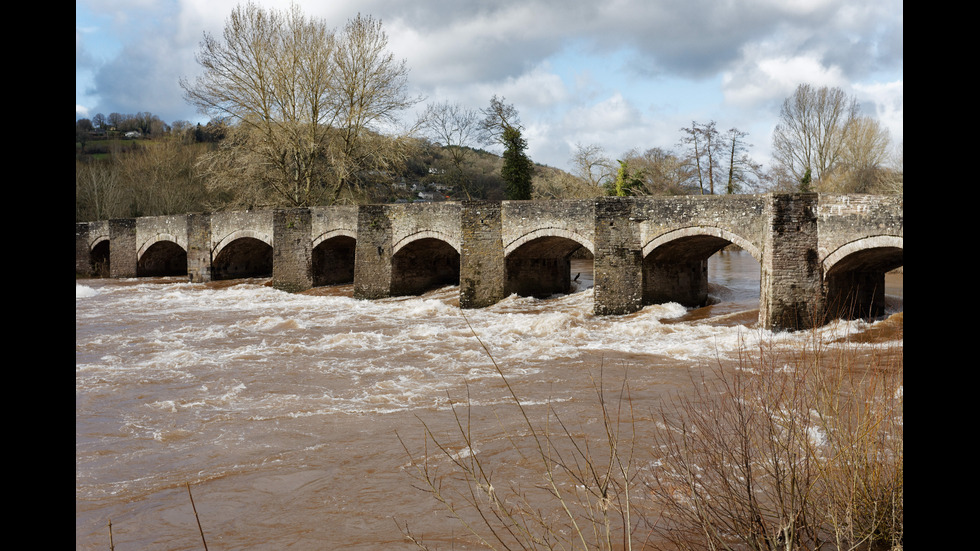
<box><xmin>75</xmin><ymin>193</ymin><xmax>903</xmax><ymax>331</ymax></box>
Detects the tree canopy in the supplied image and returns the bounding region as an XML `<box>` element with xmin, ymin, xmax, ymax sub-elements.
<box><xmin>771</xmin><ymin>84</ymin><xmax>895</xmax><ymax>193</ymax></box>
<box><xmin>180</xmin><ymin>2</ymin><xmax>419</xmax><ymax>207</ymax></box>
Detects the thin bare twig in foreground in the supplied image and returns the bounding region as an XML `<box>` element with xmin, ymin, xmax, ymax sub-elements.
<box><xmin>186</xmin><ymin>482</ymin><xmax>209</xmax><ymax>551</ymax></box>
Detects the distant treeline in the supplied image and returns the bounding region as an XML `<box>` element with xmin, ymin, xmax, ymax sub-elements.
<box><xmin>76</xmin><ymin>116</ymin><xmax>521</xmax><ymax>222</ymax></box>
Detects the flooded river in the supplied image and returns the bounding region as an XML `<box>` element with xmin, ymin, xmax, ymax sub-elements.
<box><xmin>75</xmin><ymin>251</ymin><xmax>902</xmax><ymax>549</ymax></box>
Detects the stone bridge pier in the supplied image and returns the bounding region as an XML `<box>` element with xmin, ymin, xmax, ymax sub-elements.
<box><xmin>76</xmin><ymin>193</ymin><xmax>902</xmax><ymax>332</ymax></box>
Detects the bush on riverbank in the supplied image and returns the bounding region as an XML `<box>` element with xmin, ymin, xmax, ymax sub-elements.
<box><xmin>649</xmin><ymin>334</ymin><xmax>903</xmax><ymax>550</ymax></box>
<box><xmin>401</xmin><ymin>324</ymin><xmax>903</xmax><ymax>550</ymax></box>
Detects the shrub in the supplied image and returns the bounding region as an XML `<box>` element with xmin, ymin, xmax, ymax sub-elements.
<box><xmin>648</xmin><ymin>332</ymin><xmax>903</xmax><ymax>550</ymax></box>
<box><xmin>402</xmin><ymin>322</ymin><xmax>903</xmax><ymax>551</ymax></box>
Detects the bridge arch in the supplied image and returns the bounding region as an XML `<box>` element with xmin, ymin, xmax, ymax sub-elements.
<box><xmin>392</xmin><ymin>230</ymin><xmax>461</xmax><ymax>256</ymax></box>
<box><xmin>312</xmin><ymin>229</ymin><xmax>357</xmax><ymax>286</ymax></box>
<box><xmin>312</xmin><ymin>228</ymin><xmax>356</xmax><ymax>249</ymax></box>
<box><xmin>823</xmin><ymin>235</ymin><xmax>903</xmax><ymax>320</ymax></box>
<box><xmin>504</xmin><ymin>227</ymin><xmax>594</xmax><ymax>258</ymax></box>
<box><xmin>212</xmin><ymin>229</ymin><xmax>273</xmax><ymax>257</ymax></box>
<box><xmin>83</xmin><ymin>224</ymin><xmax>112</xmax><ymax>276</ymax></box>
<box><xmin>212</xmin><ymin>230</ymin><xmax>273</xmax><ymax>280</ymax></box>
<box><xmin>823</xmin><ymin>235</ymin><xmax>903</xmax><ymax>275</ymax></box>
<box><xmin>89</xmin><ymin>238</ymin><xmax>110</xmax><ymax>277</ymax></box>
<box><xmin>504</xmin><ymin>229</ymin><xmax>593</xmax><ymax>298</ymax></box>
<box><xmin>137</xmin><ymin>233</ymin><xmax>187</xmax><ymax>277</ymax></box>
<box><xmin>642</xmin><ymin>226</ymin><xmax>760</xmax><ymax>262</ymax></box>
<box><xmin>88</xmin><ymin>227</ymin><xmax>110</xmax><ymax>252</ymax></box>
<box><xmin>390</xmin><ymin>235</ymin><xmax>460</xmax><ymax>296</ymax></box>
<box><xmin>138</xmin><ymin>233</ymin><xmax>181</xmax><ymax>259</ymax></box>
<box><xmin>641</xmin><ymin>226</ymin><xmax>760</xmax><ymax>307</ymax></box>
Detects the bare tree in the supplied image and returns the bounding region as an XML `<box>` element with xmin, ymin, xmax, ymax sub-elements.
<box><xmin>623</xmin><ymin>147</ymin><xmax>694</xmax><ymax>196</ymax></box>
<box><xmin>680</xmin><ymin>120</ymin><xmax>720</xmax><ymax>194</ymax></box>
<box><xmin>722</xmin><ymin>127</ymin><xmax>764</xmax><ymax>194</ymax></box>
<box><xmin>478</xmin><ymin>94</ymin><xmax>522</xmax><ymax>147</ymax></box>
<box><xmin>181</xmin><ymin>2</ymin><xmax>339</xmax><ymax>207</ymax></box>
<box><xmin>108</xmin><ymin>112</ymin><xmax>124</xmax><ymax>130</ymax></box>
<box><xmin>570</xmin><ymin>143</ymin><xmax>616</xmax><ymax>190</ymax></box>
<box><xmin>771</xmin><ymin>84</ymin><xmax>859</xmax><ymax>188</ymax></box>
<box><xmin>181</xmin><ymin>3</ymin><xmax>419</xmax><ymax>207</ymax></box>
<box><xmin>532</xmin><ymin>167</ymin><xmax>599</xmax><ymax>199</ymax></box>
<box><xmin>118</xmin><ymin>140</ymin><xmax>209</xmax><ymax>216</ymax></box>
<box><xmin>878</xmin><ymin>141</ymin><xmax>903</xmax><ymax>195</ymax></box>
<box><xmin>418</xmin><ymin>101</ymin><xmax>481</xmax><ymax>198</ymax></box>
<box><xmin>650</xmin><ymin>341</ymin><xmax>904</xmax><ymax>551</ymax></box>
<box><xmin>91</xmin><ymin>113</ymin><xmax>107</xmax><ymax>133</ymax></box>
<box><xmin>76</xmin><ymin>160</ymin><xmax>128</xmax><ymax>221</ymax></box>
<box><xmin>820</xmin><ymin>115</ymin><xmax>893</xmax><ymax>193</ymax></box>
<box><xmin>476</xmin><ymin>96</ymin><xmax>532</xmax><ymax>199</ymax></box>
<box><xmin>76</xmin><ymin>118</ymin><xmax>94</xmax><ymax>151</ymax></box>
<box><xmin>327</xmin><ymin>13</ymin><xmax>421</xmax><ymax>204</ymax></box>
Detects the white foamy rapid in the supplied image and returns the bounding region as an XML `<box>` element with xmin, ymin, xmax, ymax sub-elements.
<box><xmin>76</xmin><ymin>283</ymin><xmax>98</xmax><ymax>298</ymax></box>
<box><xmin>76</xmin><ymin>274</ymin><xmax>900</xmax><ymax>418</ymax></box>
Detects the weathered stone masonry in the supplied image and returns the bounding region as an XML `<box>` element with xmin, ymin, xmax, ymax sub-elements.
<box><xmin>75</xmin><ymin>193</ymin><xmax>903</xmax><ymax>331</ymax></box>
<box><xmin>760</xmin><ymin>194</ymin><xmax>823</xmax><ymax>331</ymax></box>
<box><xmin>272</xmin><ymin>208</ymin><xmax>313</xmax><ymax>293</ymax></box>
<box><xmin>460</xmin><ymin>201</ymin><xmax>505</xmax><ymax>309</ymax></box>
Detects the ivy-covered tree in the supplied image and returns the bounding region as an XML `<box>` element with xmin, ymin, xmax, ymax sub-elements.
<box><xmin>611</xmin><ymin>159</ymin><xmax>644</xmax><ymax>196</ymax></box>
<box><xmin>799</xmin><ymin>167</ymin><xmax>812</xmax><ymax>192</ymax></box>
<box><xmin>478</xmin><ymin>96</ymin><xmax>533</xmax><ymax>200</ymax></box>
<box><xmin>501</xmin><ymin>126</ymin><xmax>533</xmax><ymax>200</ymax></box>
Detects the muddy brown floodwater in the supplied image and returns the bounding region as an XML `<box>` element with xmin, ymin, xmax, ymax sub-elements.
<box><xmin>76</xmin><ymin>251</ymin><xmax>902</xmax><ymax>549</ymax></box>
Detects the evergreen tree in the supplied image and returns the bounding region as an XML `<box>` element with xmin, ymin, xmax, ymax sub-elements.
<box><xmin>501</xmin><ymin>126</ymin><xmax>533</xmax><ymax>200</ymax></box>
<box><xmin>799</xmin><ymin>167</ymin><xmax>812</xmax><ymax>192</ymax></box>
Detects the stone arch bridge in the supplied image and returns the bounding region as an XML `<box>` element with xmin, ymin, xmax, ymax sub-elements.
<box><xmin>75</xmin><ymin>193</ymin><xmax>903</xmax><ymax>331</ymax></box>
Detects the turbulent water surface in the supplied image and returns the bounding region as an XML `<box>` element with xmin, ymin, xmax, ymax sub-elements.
<box><xmin>75</xmin><ymin>251</ymin><xmax>903</xmax><ymax>549</ymax></box>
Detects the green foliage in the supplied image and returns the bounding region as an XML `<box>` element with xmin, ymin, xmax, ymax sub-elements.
<box><xmin>799</xmin><ymin>167</ymin><xmax>812</xmax><ymax>192</ymax></box>
<box><xmin>611</xmin><ymin>159</ymin><xmax>643</xmax><ymax>196</ymax></box>
<box><xmin>500</xmin><ymin>126</ymin><xmax>533</xmax><ymax>200</ymax></box>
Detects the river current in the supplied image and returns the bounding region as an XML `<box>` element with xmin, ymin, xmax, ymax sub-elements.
<box><xmin>75</xmin><ymin>251</ymin><xmax>903</xmax><ymax>549</ymax></box>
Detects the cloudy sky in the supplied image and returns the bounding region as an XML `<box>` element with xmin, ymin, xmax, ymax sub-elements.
<box><xmin>76</xmin><ymin>0</ymin><xmax>903</xmax><ymax>172</ymax></box>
